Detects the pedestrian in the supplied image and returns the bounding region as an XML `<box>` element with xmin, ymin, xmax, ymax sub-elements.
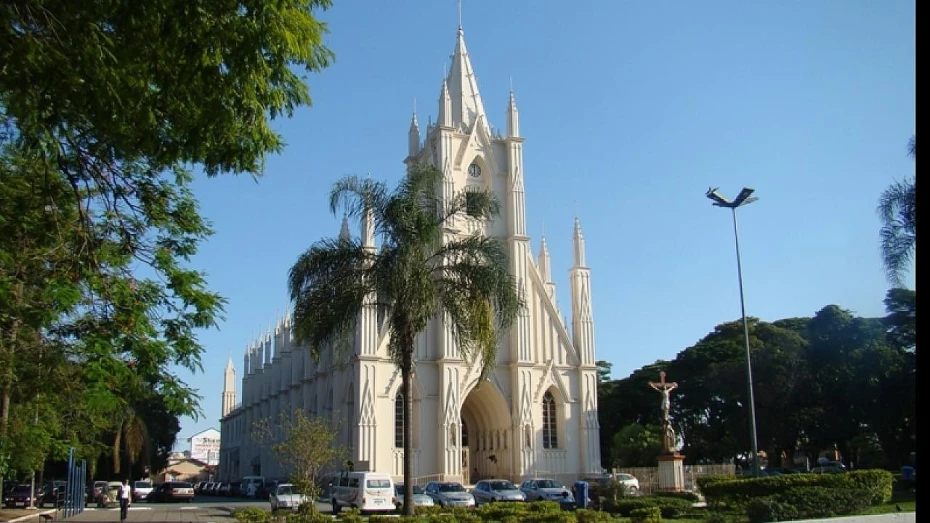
<box><xmin>118</xmin><ymin>478</ymin><xmax>131</xmax><ymax>522</ymax></box>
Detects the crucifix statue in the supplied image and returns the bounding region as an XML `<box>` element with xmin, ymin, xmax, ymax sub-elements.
<box><xmin>648</xmin><ymin>371</ymin><xmax>678</xmax><ymax>423</ymax></box>
<box><xmin>649</xmin><ymin>371</ymin><xmax>679</xmax><ymax>454</ymax></box>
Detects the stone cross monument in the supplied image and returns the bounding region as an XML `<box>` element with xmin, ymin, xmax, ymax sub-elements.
<box><xmin>648</xmin><ymin>371</ymin><xmax>685</xmax><ymax>492</ymax></box>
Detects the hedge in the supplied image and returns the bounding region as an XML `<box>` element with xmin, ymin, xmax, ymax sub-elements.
<box><xmin>630</xmin><ymin>506</ymin><xmax>662</xmax><ymax>523</ymax></box>
<box><xmin>605</xmin><ymin>496</ymin><xmax>693</xmax><ymax>518</ymax></box>
<box><xmin>697</xmin><ymin>469</ymin><xmax>893</xmax><ymax>509</ymax></box>
<box><xmin>746</xmin><ymin>486</ymin><xmax>872</xmax><ymax>523</ymax></box>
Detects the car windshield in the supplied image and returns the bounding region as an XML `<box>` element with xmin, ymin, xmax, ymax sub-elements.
<box><xmin>616</xmin><ymin>474</ymin><xmax>633</xmax><ymax>481</ymax></box>
<box><xmin>367</xmin><ymin>479</ymin><xmax>391</xmax><ymax>488</ymax></box>
<box><xmin>490</xmin><ymin>481</ymin><xmax>516</xmax><ymax>491</ymax></box>
<box><xmin>135</xmin><ymin>481</ymin><xmax>152</xmax><ymax>488</ymax></box>
<box><xmin>277</xmin><ymin>486</ymin><xmax>293</xmax><ymax>495</ymax></box>
<box><xmin>438</xmin><ymin>483</ymin><xmax>464</xmax><ymax>493</ymax></box>
<box><xmin>396</xmin><ymin>485</ymin><xmax>425</xmax><ymax>495</ymax></box>
<box><xmin>13</xmin><ymin>485</ymin><xmax>30</xmax><ymax>493</ymax></box>
<box><xmin>536</xmin><ymin>480</ymin><xmax>562</xmax><ymax>489</ymax></box>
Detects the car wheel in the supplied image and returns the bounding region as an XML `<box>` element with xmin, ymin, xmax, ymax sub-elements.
<box><xmin>628</xmin><ymin>486</ymin><xmax>638</xmax><ymax>496</ymax></box>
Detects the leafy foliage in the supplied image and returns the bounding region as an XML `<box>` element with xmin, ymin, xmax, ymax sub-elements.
<box><xmin>610</xmin><ymin>423</ymin><xmax>663</xmax><ymax>467</ymax></box>
<box><xmin>252</xmin><ymin>410</ymin><xmax>346</xmax><ymax>512</ymax></box>
<box><xmin>877</xmin><ymin>136</ymin><xmax>916</xmax><ymax>286</ymax></box>
<box><xmin>288</xmin><ymin>164</ymin><xmax>522</xmax><ymax>514</ymax></box>
<box><xmin>1</xmin><ymin>0</ymin><xmax>335</xmax><ymax>479</ymax></box>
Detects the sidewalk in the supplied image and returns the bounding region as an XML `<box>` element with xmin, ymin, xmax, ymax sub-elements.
<box><xmin>1</xmin><ymin>506</ymin><xmax>239</xmax><ymax>523</ymax></box>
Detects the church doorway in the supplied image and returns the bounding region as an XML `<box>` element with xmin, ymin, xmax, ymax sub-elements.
<box><xmin>460</xmin><ymin>382</ymin><xmax>513</xmax><ymax>482</ymax></box>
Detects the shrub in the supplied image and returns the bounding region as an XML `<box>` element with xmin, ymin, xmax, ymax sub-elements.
<box><xmin>705</xmin><ymin>512</ymin><xmax>748</xmax><ymax>523</ymax></box>
<box><xmin>232</xmin><ymin>507</ymin><xmax>270</xmax><ymax>523</ymax></box>
<box><xmin>336</xmin><ymin>508</ymin><xmax>364</xmax><ymax>523</ymax></box>
<box><xmin>283</xmin><ymin>513</ymin><xmax>335</xmax><ymax>523</ymax></box>
<box><xmin>475</xmin><ymin>501</ymin><xmax>530</xmax><ymax>521</ymax></box>
<box><xmin>576</xmin><ymin>508</ymin><xmax>617</xmax><ymax>523</ymax></box>
<box><xmin>527</xmin><ymin>501</ymin><xmax>564</xmax><ymax>514</ymax></box>
<box><xmin>697</xmin><ymin>469</ymin><xmax>892</xmax><ymax>509</ymax></box>
<box><xmin>746</xmin><ymin>498</ymin><xmax>800</xmax><ymax>523</ymax></box>
<box><xmin>652</xmin><ymin>491</ymin><xmax>702</xmax><ymax>503</ymax></box>
<box><xmin>630</xmin><ymin>506</ymin><xmax>662</xmax><ymax>523</ymax></box>
<box><xmin>780</xmin><ymin>486</ymin><xmax>871</xmax><ymax>519</ymax></box>
<box><xmin>608</xmin><ymin>496</ymin><xmax>693</xmax><ymax>518</ymax></box>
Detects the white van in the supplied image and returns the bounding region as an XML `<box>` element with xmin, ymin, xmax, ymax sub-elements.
<box><xmin>240</xmin><ymin>476</ymin><xmax>265</xmax><ymax>498</ymax></box>
<box><xmin>329</xmin><ymin>471</ymin><xmax>395</xmax><ymax>514</ymax></box>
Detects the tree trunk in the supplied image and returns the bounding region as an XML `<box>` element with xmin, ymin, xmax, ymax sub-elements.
<box><xmin>113</xmin><ymin>423</ymin><xmax>123</xmax><ymax>474</ymax></box>
<box><xmin>402</xmin><ymin>337</ymin><xmax>414</xmax><ymax>516</ymax></box>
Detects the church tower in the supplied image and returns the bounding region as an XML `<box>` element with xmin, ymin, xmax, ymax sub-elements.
<box><xmin>222</xmin><ymin>357</ymin><xmax>237</xmax><ymax>417</ymax></box>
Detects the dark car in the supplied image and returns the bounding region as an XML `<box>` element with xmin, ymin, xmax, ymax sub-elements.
<box><xmin>3</xmin><ymin>484</ymin><xmax>36</xmax><ymax>508</ymax></box>
<box><xmin>39</xmin><ymin>481</ymin><xmax>67</xmax><ymax>508</ymax></box>
<box><xmin>151</xmin><ymin>481</ymin><xmax>195</xmax><ymax>502</ymax></box>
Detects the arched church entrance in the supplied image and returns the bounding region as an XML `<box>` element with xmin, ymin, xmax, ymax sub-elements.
<box><xmin>460</xmin><ymin>382</ymin><xmax>513</xmax><ymax>484</ymax></box>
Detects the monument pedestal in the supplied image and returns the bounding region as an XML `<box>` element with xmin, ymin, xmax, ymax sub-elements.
<box><xmin>657</xmin><ymin>453</ymin><xmax>686</xmax><ymax>492</ymax></box>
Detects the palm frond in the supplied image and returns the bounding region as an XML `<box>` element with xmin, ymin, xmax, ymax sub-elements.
<box><xmin>877</xmin><ymin>176</ymin><xmax>916</xmax><ymax>285</ymax></box>
<box><xmin>288</xmin><ymin>237</ymin><xmax>376</xmax><ymax>356</ymax></box>
<box><xmin>328</xmin><ymin>175</ymin><xmax>389</xmax><ymax>221</ymax></box>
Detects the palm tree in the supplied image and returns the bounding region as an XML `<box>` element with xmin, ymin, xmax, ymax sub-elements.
<box><xmin>288</xmin><ymin>164</ymin><xmax>521</xmax><ymax>515</ymax></box>
<box><xmin>112</xmin><ymin>405</ymin><xmax>150</xmax><ymax>478</ymax></box>
<box><xmin>878</xmin><ymin>135</ymin><xmax>916</xmax><ymax>286</ymax></box>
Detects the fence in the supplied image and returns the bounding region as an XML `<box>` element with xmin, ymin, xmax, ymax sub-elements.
<box><xmin>60</xmin><ymin>447</ymin><xmax>87</xmax><ymax>519</ymax></box>
<box><xmin>612</xmin><ymin>464</ymin><xmax>736</xmax><ymax>495</ymax></box>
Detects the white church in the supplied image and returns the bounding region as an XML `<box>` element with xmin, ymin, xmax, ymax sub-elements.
<box><xmin>218</xmin><ymin>24</ymin><xmax>602</xmax><ymax>486</ymax></box>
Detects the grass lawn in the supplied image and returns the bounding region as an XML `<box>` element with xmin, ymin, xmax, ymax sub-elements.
<box><xmin>858</xmin><ymin>489</ymin><xmax>917</xmax><ymax>515</ymax></box>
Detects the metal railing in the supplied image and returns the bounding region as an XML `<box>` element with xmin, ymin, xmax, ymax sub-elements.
<box><xmin>60</xmin><ymin>447</ymin><xmax>87</xmax><ymax>518</ymax></box>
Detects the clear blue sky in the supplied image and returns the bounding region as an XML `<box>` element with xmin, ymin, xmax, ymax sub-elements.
<box><xmin>175</xmin><ymin>1</ymin><xmax>915</xmax><ymax>446</ymax></box>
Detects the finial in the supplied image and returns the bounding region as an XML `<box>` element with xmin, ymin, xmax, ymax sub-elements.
<box><xmin>457</xmin><ymin>0</ymin><xmax>463</xmax><ymax>31</ymax></box>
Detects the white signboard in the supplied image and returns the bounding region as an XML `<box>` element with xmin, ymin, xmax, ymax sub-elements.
<box><xmin>189</xmin><ymin>429</ymin><xmax>221</xmax><ymax>465</ymax></box>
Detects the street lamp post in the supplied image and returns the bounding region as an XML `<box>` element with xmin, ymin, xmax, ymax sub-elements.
<box><xmin>705</xmin><ymin>187</ymin><xmax>760</xmax><ymax>476</ymax></box>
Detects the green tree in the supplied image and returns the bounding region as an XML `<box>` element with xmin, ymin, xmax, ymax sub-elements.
<box><xmin>1</xmin><ymin>0</ymin><xmax>335</xmax><ymax>464</ymax></box>
<box><xmin>253</xmin><ymin>410</ymin><xmax>346</xmax><ymax>512</ymax></box>
<box><xmin>610</xmin><ymin>423</ymin><xmax>663</xmax><ymax>468</ymax></box>
<box><xmin>287</xmin><ymin>164</ymin><xmax>521</xmax><ymax>515</ymax></box>
<box><xmin>877</xmin><ymin>136</ymin><xmax>916</xmax><ymax>286</ymax></box>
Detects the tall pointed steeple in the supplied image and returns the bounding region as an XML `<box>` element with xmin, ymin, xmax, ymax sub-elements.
<box><xmin>408</xmin><ymin>105</ymin><xmax>420</xmax><ymax>158</ymax></box>
<box><xmin>438</xmin><ymin>79</ymin><xmax>452</xmax><ymax>128</ymax></box>
<box><xmin>507</xmin><ymin>88</ymin><xmax>520</xmax><ymax>138</ymax></box>
<box><xmin>444</xmin><ymin>26</ymin><xmax>489</xmax><ymax>132</ymax></box>
<box><xmin>222</xmin><ymin>357</ymin><xmax>237</xmax><ymax>417</ymax></box>
<box><xmin>573</xmin><ymin>216</ymin><xmax>586</xmax><ymax>267</ymax></box>
<box><xmin>570</xmin><ymin>217</ymin><xmax>595</xmax><ymax>365</ymax></box>
<box><xmin>538</xmin><ymin>236</ymin><xmax>552</xmax><ymax>282</ymax></box>
<box><xmin>339</xmin><ymin>214</ymin><xmax>351</xmax><ymax>241</ymax></box>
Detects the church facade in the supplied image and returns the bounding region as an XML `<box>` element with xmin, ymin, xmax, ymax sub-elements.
<box><xmin>218</xmin><ymin>26</ymin><xmax>602</xmax><ymax>485</ymax></box>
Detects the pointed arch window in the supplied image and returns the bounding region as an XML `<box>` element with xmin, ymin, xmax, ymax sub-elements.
<box><xmin>394</xmin><ymin>392</ymin><xmax>404</xmax><ymax>448</ymax></box>
<box><xmin>542</xmin><ymin>391</ymin><xmax>558</xmax><ymax>449</ymax></box>
<box><xmin>461</xmin><ymin>418</ymin><xmax>469</xmax><ymax>447</ymax></box>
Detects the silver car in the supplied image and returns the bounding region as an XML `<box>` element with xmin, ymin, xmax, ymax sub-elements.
<box><xmin>394</xmin><ymin>484</ymin><xmax>434</xmax><ymax>507</ymax></box>
<box><xmin>471</xmin><ymin>479</ymin><xmax>525</xmax><ymax>505</ymax></box>
<box><xmin>423</xmin><ymin>482</ymin><xmax>475</xmax><ymax>508</ymax></box>
<box><xmin>520</xmin><ymin>478</ymin><xmax>575</xmax><ymax>507</ymax></box>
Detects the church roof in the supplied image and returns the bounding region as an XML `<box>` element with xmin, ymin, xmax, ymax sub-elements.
<box><xmin>445</xmin><ymin>27</ymin><xmax>490</xmax><ymax>135</ymax></box>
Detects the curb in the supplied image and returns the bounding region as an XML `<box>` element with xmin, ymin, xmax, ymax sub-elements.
<box><xmin>5</xmin><ymin>509</ymin><xmax>56</xmax><ymax>523</ymax></box>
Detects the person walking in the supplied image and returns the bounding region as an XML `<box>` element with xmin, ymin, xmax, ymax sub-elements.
<box><xmin>118</xmin><ymin>478</ymin><xmax>131</xmax><ymax>522</ymax></box>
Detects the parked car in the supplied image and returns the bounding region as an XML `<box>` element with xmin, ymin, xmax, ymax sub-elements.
<box><xmin>132</xmin><ymin>480</ymin><xmax>153</xmax><ymax>501</ymax></box>
<box><xmin>97</xmin><ymin>481</ymin><xmax>123</xmax><ymax>508</ymax></box>
<box><xmin>330</xmin><ymin>472</ymin><xmax>395</xmax><ymax>514</ymax></box>
<box><xmin>270</xmin><ymin>483</ymin><xmax>306</xmax><ymax>512</ymax></box>
<box><xmin>423</xmin><ymin>481</ymin><xmax>475</xmax><ymax>508</ymax></box>
<box><xmin>520</xmin><ymin>478</ymin><xmax>575</xmax><ymax>507</ymax></box>
<box><xmin>4</xmin><ymin>484</ymin><xmax>36</xmax><ymax>508</ymax></box>
<box><xmin>394</xmin><ymin>484</ymin><xmax>434</xmax><ymax>508</ymax></box>
<box><xmin>193</xmin><ymin>481</ymin><xmax>208</xmax><ymax>494</ymax></box>
<box><xmin>90</xmin><ymin>481</ymin><xmax>108</xmax><ymax>501</ymax></box>
<box><xmin>39</xmin><ymin>481</ymin><xmax>69</xmax><ymax>508</ymax></box>
<box><xmin>472</xmin><ymin>479</ymin><xmax>526</xmax><ymax>505</ymax></box>
<box><xmin>150</xmin><ymin>481</ymin><xmax>195</xmax><ymax>502</ymax></box>
<box><xmin>613</xmin><ymin>473</ymin><xmax>641</xmax><ymax>495</ymax></box>
<box><xmin>810</xmin><ymin>461</ymin><xmax>847</xmax><ymax>474</ymax></box>
<box><xmin>217</xmin><ymin>482</ymin><xmax>232</xmax><ymax>496</ymax></box>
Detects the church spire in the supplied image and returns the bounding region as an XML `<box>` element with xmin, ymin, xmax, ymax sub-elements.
<box><xmin>538</xmin><ymin>236</ymin><xmax>552</xmax><ymax>282</ymax></box>
<box><xmin>438</xmin><ymin>78</ymin><xmax>452</xmax><ymax>128</ymax></box>
<box><xmin>222</xmin><ymin>357</ymin><xmax>237</xmax><ymax>417</ymax></box>
<box><xmin>339</xmin><ymin>213</ymin><xmax>351</xmax><ymax>241</ymax></box>
<box><xmin>444</xmin><ymin>26</ymin><xmax>488</xmax><ymax>132</ymax></box>
<box><xmin>507</xmin><ymin>87</ymin><xmax>520</xmax><ymax>138</ymax></box>
<box><xmin>572</xmin><ymin>216</ymin><xmax>586</xmax><ymax>267</ymax></box>
<box><xmin>408</xmin><ymin>106</ymin><xmax>420</xmax><ymax>158</ymax></box>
